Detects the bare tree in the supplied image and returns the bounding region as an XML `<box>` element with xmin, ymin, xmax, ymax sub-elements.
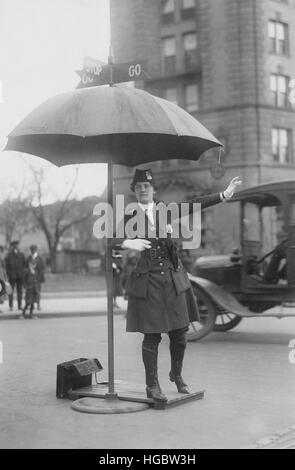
<box><xmin>27</xmin><ymin>165</ymin><xmax>94</xmax><ymax>272</ymax></box>
<box><xmin>0</xmin><ymin>184</ymin><xmax>35</xmax><ymax>246</ymax></box>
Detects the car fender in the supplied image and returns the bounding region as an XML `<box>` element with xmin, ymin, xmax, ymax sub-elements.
<box><xmin>188</xmin><ymin>274</ymin><xmax>253</xmax><ymax>317</ymax></box>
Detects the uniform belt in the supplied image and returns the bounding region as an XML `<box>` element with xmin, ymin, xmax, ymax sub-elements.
<box><xmin>146</xmin><ymin>247</ymin><xmax>170</xmax><ymax>260</ymax></box>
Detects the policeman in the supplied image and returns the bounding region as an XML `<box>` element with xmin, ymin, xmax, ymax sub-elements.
<box><xmin>114</xmin><ymin>169</ymin><xmax>241</xmax><ymax>401</ymax></box>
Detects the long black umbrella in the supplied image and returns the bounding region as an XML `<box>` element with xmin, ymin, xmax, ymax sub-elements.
<box><xmin>4</xmin><ymin>84</ymin><xmax>222</xmax><ymax>400</ymax></box>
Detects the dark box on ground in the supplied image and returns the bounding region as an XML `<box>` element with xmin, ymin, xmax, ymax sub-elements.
<box><xmin>56</xmin><ymin>358</ymin><xmax>103</xmax><ymax>398</ymax></box>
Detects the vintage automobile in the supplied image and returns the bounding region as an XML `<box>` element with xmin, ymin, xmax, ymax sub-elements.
<box><xmin>187</xmin><ymin>180</ymin><xmax>295</xmax><ymax>340</ymax></box>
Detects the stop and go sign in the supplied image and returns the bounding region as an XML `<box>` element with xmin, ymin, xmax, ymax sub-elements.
<box><xmin>76</xmin><ymin>57</ymin><xmax>148</xmax><ymax>88</ymax></box>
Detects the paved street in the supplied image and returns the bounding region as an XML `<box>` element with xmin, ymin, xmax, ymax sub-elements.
<box><xmin>0</xmin><ymin>298</ymin><xmax>295</xmax><ymax>449</ymax></box>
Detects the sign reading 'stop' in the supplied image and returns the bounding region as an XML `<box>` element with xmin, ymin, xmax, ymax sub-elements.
<box><xmin>76</xmin><ymin>56</ymin><xmax>148</xmax><ymax>88</ymax></box>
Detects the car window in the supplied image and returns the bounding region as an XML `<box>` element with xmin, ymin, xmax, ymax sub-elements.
<box><xmin>243</xmin><ymin>203</ymin><xmax>261</xmax><ymax>241</ymax></box>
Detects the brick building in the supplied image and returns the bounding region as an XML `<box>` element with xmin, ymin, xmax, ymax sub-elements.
<box><xmin>110</xmin><ymin>0</ymin><xmax>295</xmax><ymax>254</ymax></box>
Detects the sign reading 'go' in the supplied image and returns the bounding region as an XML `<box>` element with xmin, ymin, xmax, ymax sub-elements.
<box><xmin>128</xmin><ymin>63</ymin><xmax>142</xmax><ymax>78</ymax></box>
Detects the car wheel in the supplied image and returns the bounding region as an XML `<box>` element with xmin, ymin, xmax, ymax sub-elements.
<box><xmin>187</xmin><ymin>284</ymin><xmax>217</xmax><ymax>341</ymax></box>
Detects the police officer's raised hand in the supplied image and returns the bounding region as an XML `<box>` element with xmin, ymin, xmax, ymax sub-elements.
<box><xmin>122</xmin><ymin>239</ymin><xmax>151</xmax><ymax>252</ymax></box>
<box><xmin>223</xmin><ymin>176</ymin><xmax>242</xmax><ymax>199</ymax></box>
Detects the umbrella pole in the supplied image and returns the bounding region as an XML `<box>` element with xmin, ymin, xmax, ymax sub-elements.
<box><xmin>105</xmin><ymin>163</ymin><xmax>117</xmax><ymax>399</ymax></box>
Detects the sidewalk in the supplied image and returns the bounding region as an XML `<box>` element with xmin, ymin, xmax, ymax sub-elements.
<box><xmin>42</xmin><ymin>273</ymin><xmax>107</xmax><ymax>293</ymax></box>
<box><xmin>0</xmin><ymin>293</ymin><xmax>128</xmax><ymax>320</ymax></box>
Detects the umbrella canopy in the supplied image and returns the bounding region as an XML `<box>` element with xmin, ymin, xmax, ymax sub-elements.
<box><xmin>5</xmin><ymin>85</ymin><xmax>221</xmax><ymax>165</ymax></box>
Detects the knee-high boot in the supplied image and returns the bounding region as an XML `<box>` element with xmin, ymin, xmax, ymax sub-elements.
<box><xmin>169</xmin><ymin>328</ymin><xmax>189</xmax><ymax>394</ymax></box>
<box><xmin>142</xmin><ymin>335</ymin><xmax>167</xmax><ymax>402</ymax></box>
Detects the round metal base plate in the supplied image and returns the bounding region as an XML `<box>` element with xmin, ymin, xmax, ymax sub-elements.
<box><xmin>71</xmin><ymin>397</ymin><xmax>149</xmax><ymax>414</ymax></box>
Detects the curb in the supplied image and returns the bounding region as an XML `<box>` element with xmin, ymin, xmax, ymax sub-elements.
<box><xmin>0</xmin><ymin>309</ymin><xmax>125</xmax><ymax>320</ymax></box>
<box><xmin>243</xmin><ymin>424</ymin><xmax>295</xmax><ymax>449</ymax></box>
<box><xmin>42</xmin><ymin>291</ymin><xmax>106</xmax><ymax>299</ymax></box>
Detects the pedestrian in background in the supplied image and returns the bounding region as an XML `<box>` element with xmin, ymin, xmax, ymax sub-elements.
<box><xmin>5</xmin><ymin>240</ymin><xmax>26</xmax><ymax>311</ymax></box>
<box><xmin>102</xmin><ymin>250</ymin><xmax>123</xmax><ymax>308</ymax></box>
<box><xmin>0</xmin><ymin>245</ymin><xmax>6</xmax><ymax>282</ymax></box>
<box><xmin>0</xmin><ymin>246</ymin><xmax>8</xmax><ymax>312</ymax></box>
<box><xmin>27</xmin><ymin>244</ymin><xmax>45</xmax><ymax>310</ymax></box>
<box><xmin>22</xmin><ymin>260</ymin><xmax>39</xmax><ymax>319</ymax></box>
<box><xmin>112</xmin><ymin>251</ymin><xmax>123</xmax><ymax>308</ymax></box>
<box><xmin>179</xmin><ymin>249</ymin><xmax>193</xmax><ymax>274</ymax></box>
<box><xmin>121</xmin><ymin>250</ymin><xmax>138</xmax><ymax>300</ymax></box>
<box><xmin>0</xmin><ymin>245</ymin><xmax>5</xmax><ymax>268</ymax></box>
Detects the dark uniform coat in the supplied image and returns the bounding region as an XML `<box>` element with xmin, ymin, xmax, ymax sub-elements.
<box><xmin>114</xmin><ymin>193</ymin><xmax>222</xmax><ymax>334</ymax></box>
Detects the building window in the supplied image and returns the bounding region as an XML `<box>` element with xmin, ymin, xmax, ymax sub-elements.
<box><xmin>184</xmin><ymin>83</ymin><xmax>199</xmax><ymax>112</ymax></box>
<box><xmin>165</xmin><ymin>87</ymin><xmax>178</xmax><ymax>105</ymax></box>
<box><xmin>268</xmin><ymin>20</ymin><xmax>288</xmax><ymax>55</ymax></box>
<box><xmin>270</xmin><ymin>74</ymin><xmax>289</xmax><ymax>107</ymax></box>
<box><xmin>181</xmin><ymin>0</ymin><xmax>196</xmax><ymax>20</ymax></box>
<box><xmin>272</xmin><ymin>128</ymin><xmax>292</xmax><ymax>163</ymax></box>
<box><xmin>183</xmin><ymin>32</ymin><xmax>197</xmax><ymax>70</ymax></box>
<box><xmin>160</xmin><ymin>0</ymin><xmax>175</xmax><ymax>25</ymax></box>
<box><xmin>183</xmin><ymin>32</ymin><xmax>197</xmax><ymax>50</ymax></box>
<box><xmin>161</xmin><ymin>37</ymin><xmax>176</xmax><ymax>75</ymax></box>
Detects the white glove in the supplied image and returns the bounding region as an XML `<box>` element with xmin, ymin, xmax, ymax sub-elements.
<box><xmin>223</xmin><ymin>176</ymin><xmax>242</xmax><ymax>199</ymax></box>
<box><xmin>122</xmin><ymin>239</ymin><xmax>151</xmax><ymax>252</ymax></box>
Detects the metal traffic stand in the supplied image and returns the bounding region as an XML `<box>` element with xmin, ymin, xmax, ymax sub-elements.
<box><xmin>5</xmin><ymin>47</ymin><xmax>221</xmax><ymax>413</ymax></box>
